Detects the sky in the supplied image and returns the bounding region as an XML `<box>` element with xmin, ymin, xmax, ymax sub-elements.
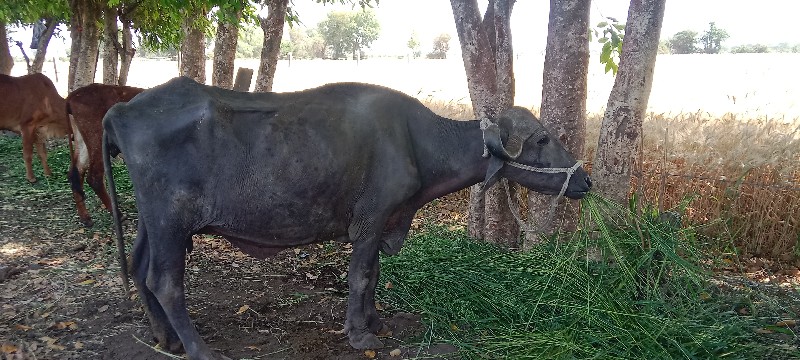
<box><xmin>6</xmin><ymin>0</ymin><xmax>800</xmax><ymax>58</ymax></box>
<box><xmin>286</xmin><ymin>0</ymin><xmax>800</xmax><ymax>56</ymax></box>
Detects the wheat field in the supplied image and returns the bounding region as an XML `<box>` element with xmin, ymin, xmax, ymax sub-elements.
<box><xmin>10</xmin><ymin>53</ymin><xmax>800</xmax><ymax>259</ymax></box>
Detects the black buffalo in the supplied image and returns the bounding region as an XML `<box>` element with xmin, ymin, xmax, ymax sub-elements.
<box><xmin>103</xmin><ymin>77</ymin><xmax>591</xmax><ymax>359</ymax></box>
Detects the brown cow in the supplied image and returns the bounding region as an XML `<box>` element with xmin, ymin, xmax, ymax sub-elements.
<box><xmin>66</xmin><ymin>83</ymin><xmax>144</xmax><ymax>227</ymax></box>
<box><xmin>0</xmin><ymin>73</ymin><xmax>69</xmax><ymax>182</ymax></box>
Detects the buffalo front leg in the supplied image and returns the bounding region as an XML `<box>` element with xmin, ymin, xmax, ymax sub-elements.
<box><xmin>344</xmin><ymin>237</ymin><xmax>384</xmax><ymax>349</ymax></box>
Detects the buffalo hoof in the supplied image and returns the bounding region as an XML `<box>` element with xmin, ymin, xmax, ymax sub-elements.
<box><xmin>349</xmin><ymin>331</ymin><xmax>384</xmax><ymax>350</ymax></box>
<box><xmin>152</xmin><ymin>334</ymin><xmax>183</xmax><ymax>354</ymax></box>
<box><xmin>26</xmin><ymin>176</ymin><xmax>38</xmax><ymax>184</ymax></box>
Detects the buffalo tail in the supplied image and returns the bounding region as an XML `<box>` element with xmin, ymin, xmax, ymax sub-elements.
<box><xmin>103</xmin><ymin>131</ymin><xmax>130</xmax><ymax>294</ymax></box>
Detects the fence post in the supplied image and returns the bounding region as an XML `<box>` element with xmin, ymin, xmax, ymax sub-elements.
<box><xmin>233</xmin><ymin>67</ymin><xmax>254</xmax><ymax>92</ymax></box>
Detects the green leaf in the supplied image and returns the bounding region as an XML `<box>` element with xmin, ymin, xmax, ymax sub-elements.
<box><xmin>597</xmin><ymin>21</ymin><xmax>608</xmax><ymax>28</ymax></box>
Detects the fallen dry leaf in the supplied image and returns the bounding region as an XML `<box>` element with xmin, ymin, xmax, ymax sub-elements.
<box><xmin>40</xmin><ymin>336</ymin><xmax>66</xmax><ymax>351</ymax></box>
<box><xmin>776</xmin><ymin>320</ymin><xmax>797</xmax><ymax>327</ymax></box>
<box><xmin>364</xmin><ymin>349</ymin><xmax>376</xmax><ymax>358</ymax></box>
<box><xmin>74</xmin><ymin>341</ymin><xmax>84</xmax><ymax>349</ymax></box>
<box><xmin>98</xmin><ymin>305</ymin><xmax>109</xmax><ymax>313</ymax></box>
<box><xmin>1</xmin><ymin>343</ymin><xmax>18</xmax><ymax>354</ymax></box>
<box><xmin>236</xmin><ymin>304</ymin><xmax>250</xmax><ymax>315</ymax></box>
<box><xmin>245</xmin><ymin>345</ymin><xmax>261</xmax><ymax>351</ymax></box>
<box><xmin>78</xmin><ymin>279</ymin><xmax>95</xmax><ymax>285</ymax></box>
<box><xmin>51</xmin><ymin>321</ymin><xmax>77</xmax><ymax>330</ymax></box>
<box><xmin>14</xmin><ymin>324</ymin><xmax>31</xmax><ymax>331</ymax></box>
<box><xmin>385</xmin><ymin>281</ymin><xmax>393</xmax><ymax>289</ymax></box>
<box><xmin>389</xmin><ymin>348</ymin><xmax>401</xmax><ymax>357</ymax></box>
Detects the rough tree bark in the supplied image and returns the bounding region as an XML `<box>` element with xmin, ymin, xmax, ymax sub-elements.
<box><xmin>69</xmin><ymin>0</ymin><xmax>102</xmax><ymax>92</ymax></box>
<box><xmin>102</xmin><ymin>5</ymin><xmax>119</xmax><ymax>85</ymax></box>
<box><xmin>254</xmin><ymin>0</ymin><xmax>288</xmax><ymax>92</ymax></box>
<box><xmin>118</xmin><ymin>15</ymin><xmax>135</xmax><ymax>85</ymax></box>
<box><xmin>451</xmin><ymin>0</ymin><xmax>519</xmax><ymax>247</ymax></box>
<box><xmin>525</xmin><ymin>0</ymin><xmax>590</xmax><ymax>248</ymax></box>
<box><xmin>592</xmin><ymin>0</ymin><xmax>666</xmax><ymax>204</ymax></box>
<box><xmin>0</xmin><ymin>22</ymin><xmax>13</xmax><ymax>75</ymax></box>
<box><xmin>180</xmin><ymin>7</ymin><xmax>208</xmax><ymax>84</ymax></box>
<box><xmin>212</xmin><ymin>6</ymin><xmax>242</xmax><ymax>89</ymax></box>
<box><xmin>30</xmin><ymin>18</ymin><xmax>58</xmax><ymax>74</ymax></box>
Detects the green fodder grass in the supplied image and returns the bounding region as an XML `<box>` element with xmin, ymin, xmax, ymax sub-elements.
<box><xmin>380</xmin><ymin>193</ymin><xmax>797</xmax><ymax>359</ymax></box>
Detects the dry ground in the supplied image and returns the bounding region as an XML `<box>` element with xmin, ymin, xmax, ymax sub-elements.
<box><xmin>0</xmin><ymin>147</ymin><xmax>452</xmax><ymax>359</ymax></box>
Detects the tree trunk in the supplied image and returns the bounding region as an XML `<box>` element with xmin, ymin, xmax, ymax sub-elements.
<box><xmin>254</xmin><ymin>0</ymin><xmax>288</xmax><ymax>92</ymax></box>
<box><xmin>30</xmin><ymin>19</ymin><xmax>57</xmax><ymax>74</ymax></box>
<box><xmin>212</xmin><ymin>7</ymin><xmax>242</xmax><ymax>89</ymax></box>
<box><xmin>451</xmin><ymin>0</ymin><xmax>519</xmax><ymax>247</ymax></box>
<box><xmin>69</xmin><ymin>0</ymin><xmax>102</xmax><ymax>92</ymax></box>
<box><xmin>525</xmin><ymin>0</ymin><xmax>590</xmax><ymax>248</ymax></box>
<box><xmin>180</xmin><ymin>7</ymin><xmax>207</xmax><ymax>84</ymax></box>
<box><xmin>118</xmin><ymin>18</ymin><xmax>134</xmax><ymax>86</ymax></box>
<box><xmin>0</xmin><ymin>22</ymin><xmax>13</xmax><ymax>75</ymax></box>
<box><xmin>102</xmin><ymin>5</ymin><xmax>120</xmax><ymax>85</ymax></box>
<box><xmin>592</xmin><ymin>0</ymin><xmax>666</xmax><ymax>204</ymax></box>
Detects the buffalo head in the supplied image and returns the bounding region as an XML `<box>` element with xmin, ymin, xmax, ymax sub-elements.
<box><xmin>482</xmin><ymin>107</ymin><xmax>592</xmax><ymax>199</ymax></box>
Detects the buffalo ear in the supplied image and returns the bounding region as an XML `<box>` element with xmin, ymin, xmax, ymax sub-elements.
<box><xmin>483</xmin><ymin>122</ymin><xmax>512</xmax><ymax>161</ymax></box>
<box><xmin>480</xmin><ymin>156</ymin><xmax>505</xmax><ymax>193</ymax></box>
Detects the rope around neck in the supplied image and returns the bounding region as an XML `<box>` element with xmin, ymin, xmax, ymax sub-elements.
<box><xmin>503</xmin><ymin>160</ymin><xmax>583</xmax><ymax>234</ymax></box>
<box><xmin>479</xmin><ymin>117</ymin><xmax>583</xmax><ymax>234</ymax></box>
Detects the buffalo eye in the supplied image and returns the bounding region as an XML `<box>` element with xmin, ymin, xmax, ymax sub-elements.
<box><xmin>536</xmin><ymin>135</ymin><xmax>550</xmax><ymax>146</ymax></box>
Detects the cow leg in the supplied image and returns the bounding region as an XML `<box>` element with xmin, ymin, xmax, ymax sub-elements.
<box><xmin>20</xmin><ymin>125</ymin><xmax>38</xmax><ymax>183</ymax></box>
<box><xmin>131</xmin><ymin>223</ymin><xmax>182</xmax><ymax>353</ymax></box>
<box><xmin>69</xmin><ymin>162</ymin><xmax>93</xmax><ymax>227</ymax></box>
<box><xmin>343</xmin><ymin>217</ymin><xmax>386</xmax><ymax>349</ymax></box>
<box><xmin>35</xmin><ymin>136</ymin><xmax>52</xmax><ymax>177</ymax></box>
<box><xmin>87</xmin><ymin>163</ymin><xmax>117</xmax><ymax>221</ymax></box>
<box><xmin>145</xmin><ymin>226</ymin><xmax>218</xmax><ymax>360</ymax></box>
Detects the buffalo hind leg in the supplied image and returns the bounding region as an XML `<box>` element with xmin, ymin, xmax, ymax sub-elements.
<box><xmin>131</xmin><ymin>223</ymin><xmax>183</xmax><ymax>353</ymax></box>
<box><xmin>145</xmin><ymin>226</ymin><xmax>218</xmax><ymax>360</ymax></box>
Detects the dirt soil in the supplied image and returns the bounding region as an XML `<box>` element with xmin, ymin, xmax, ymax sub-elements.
<box><xmin>0</xmin><ymin>157</ymin><xmax>460</xmax><ymax>360</ymax></box>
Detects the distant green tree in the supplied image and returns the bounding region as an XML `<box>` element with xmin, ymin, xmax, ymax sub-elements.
<box><xmin>731</xmin><ymin>44</ymin><xmax>769</xmax><ymax>54</ymax></box>
<box><xmin>657</xmin><ymin>40</ymin><xmax>671</xmax><ymax>54</ymax></box>
<box><xmin>668</xmin><ymin>30</ymin><xmax>698</xmax><ymax>54</ymax></box>
<box><xmin>407</xmin><ymin>31</ymin><xmax>420</xmax><ymax>58</ymax></box>
<box><xmin>700</xmin><ymin>22</ymin><xmax>728</xmax><ymax>54</ymax></box>
<box><xmin>426</xmin><ymin>33</ymin><xmax>450</xmax><ymax>59</ymax></box>
<box><xmin>237</xmin><ymin>25</ymin><xmax>263</xmax><ymax>59</ymax></box>
<box><xmin>318</xmin><ymin>9</ymin><xmax>380</xmax><ymax>59</ymax></box>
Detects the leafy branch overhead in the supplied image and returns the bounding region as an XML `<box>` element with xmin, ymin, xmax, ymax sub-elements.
<box><xmin>591</xmin><ymin>16</ymin><xmax>625</xmax><ymax>75</ymax></box>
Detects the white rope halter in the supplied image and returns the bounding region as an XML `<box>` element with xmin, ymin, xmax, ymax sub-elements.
<box><xmin>504</xmin><ymin>160</ymin><xmax>583</xmax><ymax>234</ymax></box>
<box><xmin>480</xmin><ymin>117</ymin><xmax>583</xmax><ymax>234</ymax></box>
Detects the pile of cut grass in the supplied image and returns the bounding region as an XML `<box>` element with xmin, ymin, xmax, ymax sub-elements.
<box><xmin>379</xmin><ymin>193</ymin><xmax>796</xmax><ymax>359</ymax></box>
